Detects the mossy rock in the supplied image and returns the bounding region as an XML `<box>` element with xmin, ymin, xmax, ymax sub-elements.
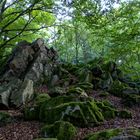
<box><xmin>23</xmin><ymin>106</ymin><xmax>39</xmax><ymax>120</ymax></box>
<box><xmin>39</xmin><ymin>95</ymin><xmax>93</xmax><ymax>109</ymax></box>
<box><xmin>84</xmin><ymin>128</ymin><xmax>121</xmax><ymax>140</ymax></box>
<box><xmin>76</xmin><ymin>68</ymin><xmax>93</xmax><ymax>83</ymax></box>
<box><xmin>92</xmin><ymin>72</ymin><xmax>113</xmax><ymax>90</ymax></box>
<box><xmin>95</xmin><ymin>101</ymin><xmax>117</xmax><ymax>119</ymax></box>
<box><xmin>41</xmin><ymin>121</ymin><xmax>76</xmax><ymax>140</ymax></box>
<box><xmin>84</xmin><ymin>127</ymin><xmax>140</xmax><ymax>140</ymax></box>
<box><xmin>0</xmin><ymin>112</ymin><xmax>12</xmax><ymax>126</ymax></box>
<box><xmin>117</xmin><ymin>109</ymin><xmax>132</xmax><ymax>119</ymax></box>
<box><xmin>67</xmin><ymin>87</ymin><xmax>88</xmax><ymax>97</ymax></box>
<box><xmin>76</xmin><ymin>82</ymin><xmax>93</xmax><ymax>91</ymax></box>
<box><xmin>35</xmin><ymin>94</ymin><xmax>51</xmax><ymax>106</ymax></box>
<box><xmin>49</xmin><ymin>87</ymin><xmax>67</xmax><ymax>97</ymax></box>
<box><xmin>39</xmin><ymin>100</ymin><xmax>104</xmax><ymax>126</ymax></box>
<box><xmin>39</xmin><ymin>96</ymin><xmax>121</xmax><ymax>127</ymax></box>
<box><xmin>24</xmin><ymin>94</ymin><xmax>50</xmax><ymax>121</ymax></box>
<box><xmin>109</xmin><ymin>80</ymin><xmax>128</xmax><ymax>97</ymax></box>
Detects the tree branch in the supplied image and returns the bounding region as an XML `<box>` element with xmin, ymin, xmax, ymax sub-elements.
<box><xmin>0</xmin><ymin>3</ymin><xmax>36</xmax><ymax>34</ymax></box>
<box><xmin>0</xmin><ymin>15</ymin><xmax>37</xmax><ymax>48</ymax></box>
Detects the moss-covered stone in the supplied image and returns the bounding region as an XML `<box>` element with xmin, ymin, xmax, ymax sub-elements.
<box><xmin>23</xmin><ymin>94</ymin><xmax>131</xmax><ymax>123</ymax></box>
<box><xmin>76</xmin><ymin>68</ymin><xmax>93</xmax><ymax>83</ymax></box>
<box><xmin>0</xmin><ymin>112</ymin><xmax>12</xmax><ymax>126</ymax></box>
<box><xmin>23</xmin><ymin>94</ymin><xmax>50</xmax><ymax>121</ymax></box>
<box><xmin>41</xmin><ymin>121</ymin><xmax>76</xmax><ymax>140</ymax></box>
<box><xmin>76</xmin><ymin>82</ymin><xmax>93</xmax><ymax>91</ymax></box>
<box><xmin>39</xmin><ymin>100</ymin><xmax>104</xmax><ymax>126</ymax></box>
<box><xmin>67</xmin><ymin>87</ymin><xmax>88</xmax><ymax>97</ymax></box>
<box><xmin>39</xmin><ymin>95</ymin><xmax>92</xmax><ymax>109</ymax></box>
<box><xmin>109</xmin><ymin>80</ymin><xmax>128</xmax><ymax>97</ymax></box>
<box><xmin>49</xmin><ymin>87</ymin><xmax>67</xmax><ymax>97</ymax></box>
<box><xmin>23</xmin><ymin>106</ymin><xmax>39</xmax><ymax>120</ymax></box>
<box><xmin>39</xmin><ymin>96</ymin><xmax>103</xmax><ymax>126</ymax></box>
<box><xmin>95</xmin><ymin>101</ymin><xmax>117</xmax><ymax>119</ymax></box>
<box><xmin>84</xmin><ymin>128</ymin><xmax>121</xmax><ymax>140</ymax></box>
<box><xmin>92</xmin><ymin>71</ymin><xmax>113</xmax><ymax>90</ymax></box>
<box><xmin>84</xmin><ymin>128</ymin><xmax>140</xmax><ymax>140</ymax></box>
<box><xmin>35</xmin><ymin>94</ymin><xmax>51</xmax><ymax>106</ymax></box>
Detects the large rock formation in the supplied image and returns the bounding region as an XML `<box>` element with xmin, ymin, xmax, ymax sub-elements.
<box><xmin>0</xmin><ymin>38</ymin><xmax>58</xmax><ymax>107</ymax></box>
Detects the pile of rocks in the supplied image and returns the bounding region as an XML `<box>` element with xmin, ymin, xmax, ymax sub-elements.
<box><xmin>0</xmin><ymin>38</ymin><xmax>58</xmax><ymax>107</ymax></box>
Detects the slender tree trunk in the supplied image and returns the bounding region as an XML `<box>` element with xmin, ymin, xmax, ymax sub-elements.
<box><xmin>74</xmin><ymin>22</ymin><xmax>79</xmax><ymax>64</ymax></box>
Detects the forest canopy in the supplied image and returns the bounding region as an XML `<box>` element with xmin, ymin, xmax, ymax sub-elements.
<box><xmin>0</xmin><ymin>0</ymin><xmax>140</xmax><ymax>79</ymax></box>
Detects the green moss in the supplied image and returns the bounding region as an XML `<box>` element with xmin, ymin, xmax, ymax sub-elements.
<box><xmin>35</xmin><ymin>94</ymin><xmax>51</xmax><ymax>106</ymax></box>
<box><xmin>39</xmin><ymin>95</ymin><xmax>92</xmax><ymax>109</ymax></box>
<box><xmin>41</xmin><ymin>121</ymin><xmax>76</xmax><ymax>140</ymax></box>
<box><xmin>0</xmin><ymin>112</ymin><xmax>12</xmax><ymax>125</ymax></box>
<box><xmin>39</xmin><ymin>100</ymin><xmax>105</xmax><ymax>126</ymax></box>
<box><xmin>76</xmin><ymin>82</ymin><xmax>93</xmax><ymax>91</ymax></box>
<box><xmin>101</xmin><ymin>100</ymin><xmax>114</xmax><ymax>108</ymax></box>
<box><xmin>109</xmin><ymin>80</ymin><xmax>128</xmax><ymax>97</ymax></box>
<box><xmin>117</xmin><ymin>109</ymin><xmax>132</xmax><ymax>119</ymax></box>
<box><xmin>23</xmin><ymin>94</ymin><xmax>50</xmax><ymax>121</ymax></box>
<box><xmin>84</xmin><ymin>128</ymin><xmax>140</xmax><ymax>140</ymax></box>
<box><xmin>67</xmin><ymin>87</ymin><xmax>88</xmax><ymax>97</ymax></box>
<box><xmin>49</xmin><ymin>87</ymin><xmax>67</xmax><ymax>96</ymax></box>
<box><xmin>39</xmin><ymin>96</ymin><xmax>107</xmax><ymax>126</ymax></box>
<box><xmin>96</xmin><ymin>101</ymin><xmax>117</xmax><ymax>119</ymax></box>
<box><xmin>84</xmin><ymin>128</ymin><xmax>121</xmax><ymax>140</ymax></box>
<box><xmin>39</xmin><ymin>95</ymin><xmax>124</xmax><ymax>126</ymax></box>
<box><xmin>23</xmin><ymin>106</ymin><xmax>39</xmax><ymax>120</ymax></box>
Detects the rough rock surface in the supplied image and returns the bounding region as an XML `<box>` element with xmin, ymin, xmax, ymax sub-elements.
<box><xmin>0</xmin><ymin>38</ymin><xmax>58</xmax><ymax>107</ymax></box>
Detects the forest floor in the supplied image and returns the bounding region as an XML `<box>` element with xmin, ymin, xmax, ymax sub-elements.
<box><xmin>0</xmin><ymin>91</ymin><xmax>140</xmax><ymax>140</ymax></box>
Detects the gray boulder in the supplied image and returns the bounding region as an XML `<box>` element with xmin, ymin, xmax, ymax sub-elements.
<box><xmin>10</xmin><ymin>79</ymin><xmax>34</xmax><ymax>107</ymax></box>
<box><xmin>0</xmin><ymin>78</ymin><xmax>22</xmax><ymax>107</ymax></box>
<box><xmin>0</xmin><ymin>38</ymin><xmax>59</xmax><ymax>107</ymax></box>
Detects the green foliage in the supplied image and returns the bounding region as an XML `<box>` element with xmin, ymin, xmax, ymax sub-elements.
<box><xmin>49</xmin><ymin>0</ymin><xmax>140</xmax><ymax>79</ymax></box>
